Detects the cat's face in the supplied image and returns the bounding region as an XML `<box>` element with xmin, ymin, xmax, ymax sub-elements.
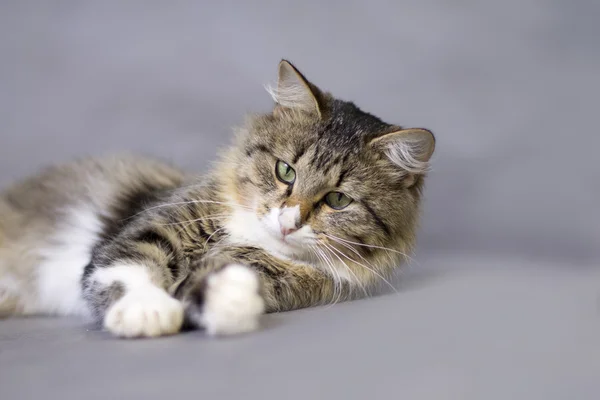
<box><xmin>223</xmin><ymin>61</ymin><xmax>434</xmax><ymax>284</ymax></box>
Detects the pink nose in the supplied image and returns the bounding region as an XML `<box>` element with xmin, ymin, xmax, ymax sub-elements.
<box><xmin>280</xmin><ymin>226</ymin><xmax>298</xmax><ymax>237</ymax></box>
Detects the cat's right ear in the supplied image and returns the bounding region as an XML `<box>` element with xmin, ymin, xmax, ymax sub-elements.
<box><xmin>267</xmin><ymin>60</ymin><xmax>322</xmax><ymax>118</ymax></box>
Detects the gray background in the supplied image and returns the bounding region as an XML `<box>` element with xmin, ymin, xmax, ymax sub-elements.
<box><xmin>1</xmin><ymin>1</ymin><xmax>599</xmax><ymax>399</ymax></box>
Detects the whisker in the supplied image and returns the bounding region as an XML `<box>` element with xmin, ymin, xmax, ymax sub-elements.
<box><xmin>170</xmin><ymin>181</ymin><xmax>212</xmax><ymax>191</ymax></box>
<box><xmin>206</xmin><ymin>234</ymin><xmax>231</xmax><ymax>254</ymax></box>
<box><xmin>311</xmin><ymin>245</ymin><xmax>342</xmax><ymax>308</ymax></box>
<box><xmin>320</xmin><ymin>243</ymin><xmax>368</xmax><ymax>297</ymax></box>
<box><xmin>156</xmin><ymin>214</ymin><xmax>231</xmax><ymax>227</ymax></box>
<box><xmin>308</xmin><ymin>245</ymin><xmax>333</xmax><ymax>305</ymax></box>
<box><xmin>327</xmin><ymin>235</ymin><xmax>398</xmax><ymax>275</ymax></box>
<box><xmin>125</xmin><ymin>199</ymin><xmax>254</xmax><ymax>220</ymax></box>
<box><xmin>324</xmin><ymin>240</ymin><xmax>397</xmax><ymax>294</ymax></box>
<box><xmin>315</xmin><ymin>245</ymin><xmax>341</xmax><ymax>307</ymax></box>
<box><xmin>324</xmin><ymin>233</ymin><xmax>415</xmax><ymax>264</ymax></box>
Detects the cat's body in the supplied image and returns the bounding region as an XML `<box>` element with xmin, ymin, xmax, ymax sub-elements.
<box><xmin>0</xmin><ymin>61</ymin><xmax>435</xmax><ymax>337</ymax></box>
<box><xmin>0</xmin><ymin>156</ymin><xmax>185</xmax><ymax>318</ymax></box>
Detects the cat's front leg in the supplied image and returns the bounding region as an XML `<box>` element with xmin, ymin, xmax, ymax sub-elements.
<box><xmin>82</xmin><ymin>226</ymin><xmax>187</xmax><ymax>338</ymax></box>
<box><xmin>174</xmin><ymin>253</ymin><xmax>347</xmax><ymax>335</ymax></box>
<box><xmin>174</xmin><ymin>259</ymin><xmax>265</xmax><ymax>336</ymax></box>
<box><xmin>84</xmin><ymin>262</ymin><xmax>184</xmax><ymax>338</ymax></box>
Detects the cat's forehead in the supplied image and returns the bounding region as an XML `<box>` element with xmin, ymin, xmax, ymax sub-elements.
<box><xmin>248</xmin><ymin>98</ymin><xmax>397</xmax><ymax>189</ymax></box>
<box><xmin>320</xmin><ymin>100</ymin><xmax>391</xmax><ymax>143</ymax></box>
<box><xmin>281</xmin><ymin>100</ymin><xmax>393</xmax><ymax>156</ymax></box>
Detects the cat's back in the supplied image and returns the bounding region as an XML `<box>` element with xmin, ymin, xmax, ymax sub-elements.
<box><xmin>1</xmin><ymin>154</ymin><xmax>187</xmax><ymax>244</ymax></box>
<box><xmin>0</xmin><ymin>154</ymin><xmax>186</xmax><ymax>316</ymax></box>
<box><xmin>2</xmin><ymin>154</ymin><xmax>183</xmax><ymax>223</ymax></box>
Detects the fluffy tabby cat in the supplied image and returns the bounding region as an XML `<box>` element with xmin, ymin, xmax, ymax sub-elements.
<box><xmin>0</xmin><ymin>60</ymin><xmax>435</xmax><ymax>338</ymax></box>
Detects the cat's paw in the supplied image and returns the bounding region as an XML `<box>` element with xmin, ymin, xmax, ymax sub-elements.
<box><xmin>200</xmin><ymin>264</ymin><xmax>265</xmax><ymax>336</ymax></box>
<box><xmin>104</xmin><ymin>286</ymin><xmax>184</xmax><ymax>338</ymax></box>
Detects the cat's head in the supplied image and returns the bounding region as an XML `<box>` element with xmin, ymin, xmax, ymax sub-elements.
<box><xmin>221</xmin><ymin>60</ymin><xmax>435</xmax><ymax>285</ymax></box>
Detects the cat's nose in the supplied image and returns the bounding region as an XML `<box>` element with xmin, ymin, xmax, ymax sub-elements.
<box><xmin>278</xmin><ymin>208</ymin><xmax>299</xmax><ymax>237</ymax></box>
<box><xmin>280</xmin><ymin>225</ymin><xmax>298</xmax><ymax>237</ymax></box>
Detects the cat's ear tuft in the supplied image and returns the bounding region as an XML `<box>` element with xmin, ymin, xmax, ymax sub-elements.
<box><xmin>370</xmin><ymin>128</ymin><xmax>435</xmax><ymax>174</ymax></box>
<box><xmin>266</xmin><ymin>60</ymin><xmax>322</xmax><ymax>117</ymax></box>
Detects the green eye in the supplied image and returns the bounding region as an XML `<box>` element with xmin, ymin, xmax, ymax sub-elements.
<box><xmin>275</xmin><ymin>160</ymin><xmax>296</xmax><ymax>184</ymax></box>
<box><xmin>324</xmin><ymin>191</ymin><xmax>352</xmax><ymax>210</ymax></box>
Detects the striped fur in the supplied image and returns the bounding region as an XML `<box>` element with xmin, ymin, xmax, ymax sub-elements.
<box><xmin>0</xmin><ymin>60</ymin><xmax>434</xmax><ymax>337</ymax></box>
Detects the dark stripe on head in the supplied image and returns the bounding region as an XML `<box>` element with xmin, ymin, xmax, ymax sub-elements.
<box><xmin>322</xmin><ymin>161</ymin><xmax>333</xmax><ymax>176</ymax></box>
<box><xmin>350</xmin><ymin>234</ymin><xmax>374</xmax><ymax>256</ymax></box>
<box><xmin>303</xmin><ymin>208</ymin><xmax>312</xmax><ymax>223</ymax></box>
<box><xmin>308</xmin><ymin>201</ymin><xmax>323</xmax><ymax>222</ymax></box>
<box><xmin>238</xmin><ymin>176</ymin><xmax>254</xmax><ymax>186</ymax></box>
<box><xmin>342</xmin><ymin>152</ymin><xmax>351</xmax><ymax>164</ymax></box>
<box><xmin>314</xmin><ymin>201</ymin><xmax>324</xmax><ymax>214</ymax></box>
<box><xmin>310</xmin><ymin>144</ymin><xmax>327</xmax><ymax>170</ymax></box>
<box><xmin>317</xmin><ymin>152</ymin><xmax>330</xmax><ymax>170</ymax></box>
<box><xmin>318</xmin><ymin>119</ymin><xmax>334</xmax><ymax>139</ymax></box>
<box><xmin>335</xmin><ymin>168</ymin><xmax>349</xmax><ymax>187</ymax></box>
<box><xmin>284</xmin><ymin>184</ymin><xmax>293</xmax><ymax>198</ymax></box>
<box><xmin>361</xmin><ymin>201</ymin><xmax>390</xmax><ymax>236</ymax></box>
<box><xmin>293</xmin><ymin>144</ymin><xmax>307</xmax><ymax>164</ymax></box>
<box><xmin>246</xmin><ymin>144</ymin><xmax>272</xmax><ymax>157</ymax></box>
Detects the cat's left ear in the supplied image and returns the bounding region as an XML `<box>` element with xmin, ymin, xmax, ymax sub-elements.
<box><xmin>369</xmin><ymin>128</ymin><xmax>435</xmax><ymax>175</ymax></box>
<box><xmin>268</xmin><ymin>60</ymin><xmax>322</xmax><ymax>117</ymax></box>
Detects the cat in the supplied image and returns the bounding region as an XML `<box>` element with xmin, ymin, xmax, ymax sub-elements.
<box><xmin>0</xmin><ymin>60</ymin><xmax>435</xmax><ymax>338</ymax></box>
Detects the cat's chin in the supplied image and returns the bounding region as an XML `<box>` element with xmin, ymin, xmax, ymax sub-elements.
<box><xmin>262</xmin><ymin>236</ymin><xmax>306</xmax><ymax>259</ymax></box>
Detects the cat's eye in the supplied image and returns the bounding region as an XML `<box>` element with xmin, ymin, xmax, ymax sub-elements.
<box><xmin>324</xmin><ymin>191</ymin><xmax>352</xmax><ymax>210</ymax></box>
<box><xmin>275</xmin><ymin>160</ymin><xmax>296</xmax><ymax>184</ymax></box>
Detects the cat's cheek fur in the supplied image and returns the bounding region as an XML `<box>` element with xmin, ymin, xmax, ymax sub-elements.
<box><xmin>196</xmin><ymin>264</ymin><xmax>265</xmax><ymax>336</ymax></box>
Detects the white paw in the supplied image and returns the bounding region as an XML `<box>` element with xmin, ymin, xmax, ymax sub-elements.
<box><xmin>104</xmin><ymin>286</ymin><xmax>184</xmax><ymax>338</ymax></box>
<box><xmin>200</xmin><ymin>264</ymin><xmax>265</xmax><ymax>336</ymax></box>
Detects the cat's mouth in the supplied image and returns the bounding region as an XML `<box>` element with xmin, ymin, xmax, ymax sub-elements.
<box><xmin>264</xmin><ymin>224</ymin><xmax>303</xmax><ymax>247</ymax></box>
<box><xmin>225</xmin><ymin>206</ymin><xmax>315</xmax><ymax>260</ymax></box>
<box><xmin>273</xmin><ymin>231</ymin><xmax>304</xmax><ymax>247</ymax></box>
<box><xmin>260</xmin><ymin>216</ymin><xmax>316</xmax><ymax>256</ymax></box>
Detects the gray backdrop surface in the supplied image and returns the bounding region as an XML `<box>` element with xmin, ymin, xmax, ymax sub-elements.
<box><xmin>0</xmin><ymin>1</ymin><xmax>599</xmax><ymax>399</ymax></box>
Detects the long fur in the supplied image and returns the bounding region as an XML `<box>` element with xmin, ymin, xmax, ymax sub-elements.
<box><xmin>0</xmin><ymin>61</ymin><xmax>435</xmax><ymax>337</ymax></box>
<box><xmin>265</xmin><ymin>83</ymin><xmax>315</xmax><ymax>111</ymax></box>
<box><xmin>385</xmin><ymin>137</ymin><xmax>432</xmax><ymax>174</ymax></box>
